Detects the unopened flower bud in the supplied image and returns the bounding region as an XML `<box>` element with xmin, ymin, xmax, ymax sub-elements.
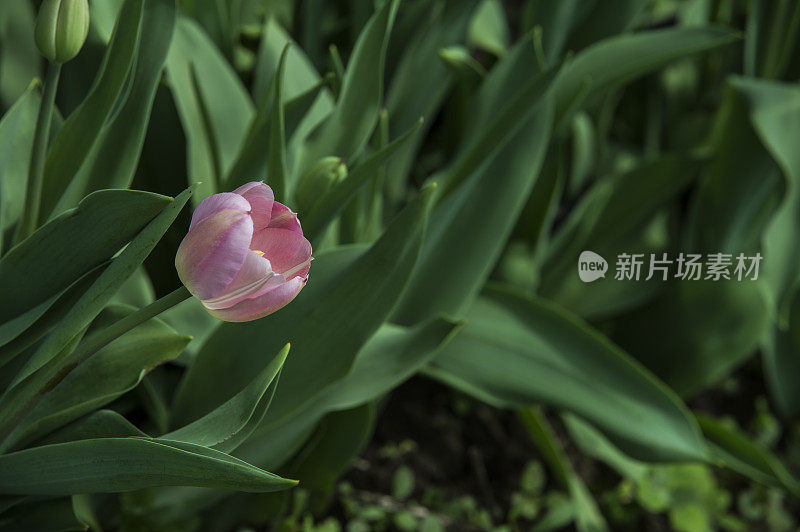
<box><xmin>295</xmin><ymin>157</ymin><xmax>348</xmax><ymax>212</ymax></box>
<box><xmin>35</xmin><ymin>0</ymin><xmax>90</xmax><ymax>64</ymax></box>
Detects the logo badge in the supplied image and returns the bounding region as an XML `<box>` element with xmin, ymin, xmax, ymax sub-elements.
<box><xmin>578</xmin><ymin>251</ymin><xmax>607</xmax><ymax>283</ymax></box>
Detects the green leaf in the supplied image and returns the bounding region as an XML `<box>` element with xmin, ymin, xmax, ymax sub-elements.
<box><xmin>0</xmin><ymin>437</ymin><xmax>296</xmax><ymax>495</ymax></box>
<box><xmin>225</xmin><ymin>45</ymin><xmax>290</xmax><ymax>193</ymax></box>
<box><xmin>302</xmin><ymin>119</ymin><xmax>424</xmax><ymax>242</ymax></box>
<box><xmin>4</xmin><ymin>304</ymin><xmax>189</xmax><ymax>451</ymax></box>
<box><xmin>111</xmin><ymin>266</ymin><xmax>155</xmax><ymax>308</ymax></box>
<box><xmin>54</xmin><ymin>0</ymin><xmax>178</xmax><ymax>214</ymax></box>
<box><xmin>235</xmin><ymin>317</ymin><xmax>459</xmax><ymax>476</ymax></box>
<box><xmin>698</xmin><ymin>414</ymin><xmax>800</xmax><ymax>496</ymax></box>
<box><xmin>318</xmin><ymin>318</ymin><xmax>462</xmax><ymax>411</ymax></box>
<box><xmin>166</xmin><ymin>16</ymin><xmax>254</xmax><ymax>202</ymax></box>
<box><xmin>0</xmin><ymin>1</ymin><xmax>38</xmax><ymax>109</ymax></box>
<box><xmin>10</xmin><ymin>186</ymin><xmax>193</xmax><ymax>386</ymax></box>
<box><xmin>427</xmin><ymin>285</ymin><xmax>708</xmax><ymax>462</ymax></box>
<box><xmin>393</xmin><ymin>96</ymin><xmax>553</xmax><ymax>324</ymax></box>
<box><xmin>0</xmin><ymin>266</ymin><xmax>103</xmax><ymax>371</ymax></box>
<box><xmin>162</xmin><ymin>344</ymin><xmax>288</xmax><ymax>449</ymax></box>
<box><xmin>39</xmin><ymin>0</ymin><xmax>145</xmax><ymax>221</ymax></box>
<box><xmin>158</xmin><ymin>296</ymin><xmax>220</xmax><ymax>366</ymax></box>
<box><xmin>251</xmin><ymin>17</ymin><xmax>333</xmax><ymax>149</ymax></box>
<box><xmin>267</xmin><ymin>46</ymin><xmax>289</xmax><ymax>200</ymax></box>
<box><xmin>172</xmin><ymin>184</ymin><xmax>434</xmax><ymax>433</ymax></box>
<box><xmin>0</xmin><ymin>84</ymin><xmax>39</xmax><ymax>240</ymax></box>
<box><xmin>34</xmin><ymin>410</ymin><xmax>148</xmax><ymax>446</ymax></box>
<box><xmin>384</xmin><ymin>0</ymin><xmax>475</xmax><ymax>205</ymax></box>
<box><xmin>294</xmin><ymin>0</ymin><xmax>400</xmax><ymax>178</ymax></box>
<box><xmin>284</xmin><ymin>404</ymin><xmax>376</xmax><ymax>511</ymax></box>
<box><xmin>553</xmin><ymin>26</ymin><xmax>740</xmax><ymax>122</ymax></box>
<box><xmin>613</xmin><ymin>280</ymin><xmax>770</xmax><ymax>396</ymax></box>
<box><xmin>0</xmin><ymin>190</ymin><xmax>170</xmax><ymax>326</ymax></box>
<box><xmin>467</xmin><ymin>0</ymin><xmax>510</xmax><ymax>57</ymax></box>
<box><xmin>539</xmin><ymin>156</ymin><xmax>702</xmax><ymax>320</ymax></box>
<box><xmin>563</xmin><ymin>413</ymin><xmax>648</xmax><ymax>481</ymax></box>
<box><xmin>0</xmin><ymin>187</ymin><xmax>194</xmax><ymax>446</ymax></box>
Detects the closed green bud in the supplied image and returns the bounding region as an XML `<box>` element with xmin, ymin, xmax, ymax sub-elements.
<box><xmin>35</xmin><ymin>0</ymin><xmax>90</xmax><ymax>63</ymax></box>
<box><xmin>295</xmin><ymin>157</ymin><xmax>348</xmax><ymax>212</ymax></box>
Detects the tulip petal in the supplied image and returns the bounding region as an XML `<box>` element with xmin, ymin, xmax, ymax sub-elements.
<box><xmin>189</xmin><ymin>193</ymin><xmax>251</xmax><ymax>230</ymax></box>
<box><xmin>175</xmin><ymin>209</ymin><xmax>254</xmax><ymax>300</ymax></box>
<box><xmin>250</xmin><ymin>228</ymin><xmax>312</xmax><ymax>277</ymax></box>
<box><xmin>203</xmin><ymin>276</ymin><xmax>306</xmax><ymax>322</ymax></box>
<box><xmin>201</xmin><ymin>250</ymin><xmax>284</xmax><ymax>310</ymax></box>
<box><xmin>267</xmin><ymin>202</ymin><xmax>303</xmax><ymax>234</ymax></box>
<box><xmin>234</xmin><ymin>182</ymin><xmax>274</xmax><ymax>231</ymax></box>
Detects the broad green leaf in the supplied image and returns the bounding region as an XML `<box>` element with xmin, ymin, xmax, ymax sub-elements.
<box><xmin>90</xmin><ymin>0</ymin><xmax>125</xmax><ymax>42</ymax></box>
<box><xmin>225</xmin><ymin>45</ymin><xmax>290</xmax><ymax>196</ymax></box>
<box><xmin>39</xmin><ymin>0</ymin><xmax>145</xmax><ymax>221</ymax></box>
<box><xmin>562</xmin><ymin>0</ymin><xmax>646</xmax><ymax>53</ymax></box>
<box><xmin>10</xmin><ymin>186</ymin><xmax>193</xmax><ymax>386</ymax></box>
<box><xmin>267</xmin><ymin>46</ymin><xmax>289</xmax><ymax>200</ymax></box>
<box><xmin>0</xmin><ymin>84</ymin><xmax>38</xmax><ymax>240</ymax></box>
<box><xmin>461</xmin><ymin>30</ymin><xmax>545</xmax><ymax>146</ymax></box>
<box><xmin>427</xmin><ymin>285</ymin><xmax>708</xmax><ymax>462</ymax></box>
<box><xmin>302</xmin><ymin>119</ymin><xmax>424</xmax><ymax>242</ymax></box>
<box><xmin>732</xmin><ymin>77</ymin><xmax>800</xmax><ymax>311</ymax></box>
<box><xmin>0</xmin><ymin>1</ymin><xmax>39</xmax><ymax>110</ymax></box>
<box><xmin>284</xmin><ymin>404</ymin><xmax>376</xmax><ymax>511</ymax></box>
<box><xmin>0</xmin><ymin>437</ymin><xmax>295</xmax><ymax>495</ymax></box>
<box><xmin>294</xmin><ymin>0</ymin><xmax>400</xmax><ymax>179</ymax></box>
<box><xmin>393</xmin><ymin>97</ymin><xmax>553</xmax><ymax>324</ymax></box>
<box><xmin>35</xmin><ymin>410</ymin><xmax>148</xmax><ymax>446</ymax></box>
<box><xmin>384</xmin><ymin>0</ymin><xmax>475</xmax><ymax>205</ymax></box>
<box><xmin>539</xmin><ymin>156</ymin><xmax>702</xmax><ymax>320</ymax></box>
<box><xmin>614</xmin><ymin>280</ymin><xmax>770</xmax><ymax>397</ymax></box>
<box><xmin>54</xmin><ymin>0</ymin><xmax>178</xmax><ymax>214</ymax></box>
<box><xmin>434</xmin><ymin>46</ymin><xmax>557</xmax><ymax>198</ymax></box>
<box><xmin>698</xmin><ymin>414</ymin><xmax>800</xmax><ymax>496</ymax></box>
<box><xmin>158</xmin><ymin>296</ymin><xmax>220</xmax><ymax>366</ymax></box>
<box><xmin>172</xmin><ymin>184</ymin><xmax>434</xmax><ymax>432</ymax></box>
<box><xmin>553</xmin><ymin>27</ymin><xmax>739</xmax><ymax>122</ymax></box>
<box><xmin>112</xmin><ymin>266</ymin><xmax>155</xmax><ymax>308</ymax></box>
<box><xmin>0</xmin><ymin>187</ymin><xmax>194</xmax><ymax>445</ymax></box>
<box><xmin>688</xmin><ymin>82</ymin><xmax>782</xmax><ymax>255</ymax></box>
<box><xmin>686</xmin><ymin>77</ymin><xmax>800</xmax><ymax>416</ymax></box>
<box><xmin>235</xmin><ymin>317</ymin><xmax>460</xmax><ymax>477</ymax></box>
<box><xmin>162</xmin><ymin>344</ymin><xmax>288</xmax><ymax>449</ymax></box>
<box><xmin>4</xmin><ymin>305</ymin><xmax>189</xmax><ymax>451</ymax></box>
<box><xmin>523</xmin><ymin>0</ymin><xmax>587</xmax><ymax>62</ymax></box>
<box><xmin>467</xmin><ymin>0</ymin><xmax>510</xmax><ymax>57</ymax></box>
<box><xmin>252</xmin><ymin>17</ymin><xmax>333</xmax><ymax>159</ymax></box>
<box><xmin>166</xmin><ymin>16</ymin><xmax>254</xmax><ymax>201</ymax></box>
<box><xmin>0</xmin><ymin>190</ymin><xmax>169</xmax><ymax>325</ymax></box>
<box><xmin>0</xmin><ymin>266</ymin><xmax>103</xmax><ymax>370</ymax></box>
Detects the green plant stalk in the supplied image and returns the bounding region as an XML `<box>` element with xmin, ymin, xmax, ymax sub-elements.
<box><xmin>0</xmin><ymin>286</ymin><xmax>192</xmax><ymax>451</ymax></box>
<box><xmin>14</xmin><ymin>62</ymin><xmax>62</xmax><ymax>244</ymax></box>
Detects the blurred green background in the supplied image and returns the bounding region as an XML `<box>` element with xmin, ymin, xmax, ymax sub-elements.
<box><xmin>1</xmin><ymin>0</ymin><xmax>800</xmax><ymax>530</ymax></box>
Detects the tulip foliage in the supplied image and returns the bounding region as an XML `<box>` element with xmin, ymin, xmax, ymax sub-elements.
<box><xmin>0</xmin><ymin>0</ymin><xmax>799</xmax><ymax>530</ymax></box>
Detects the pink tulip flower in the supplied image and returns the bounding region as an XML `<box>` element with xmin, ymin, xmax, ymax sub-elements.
<box><xmin>175</xmin><ymin>182</ymin><xmax>312</xmax><ymax>322</ymax></box>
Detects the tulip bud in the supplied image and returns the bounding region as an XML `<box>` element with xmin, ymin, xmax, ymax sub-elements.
<box><xmin>175</xmin><ymin>182</ymin><xmax>312</xmax><ymax>322</ymax></box>
<box><xmin>35</xmin><ymin>0</ymin><xmax>90</xmax><ymax>64</ymax></box>
<box><xmin>295</xmin><ymin>157</ymin><xmax>347</xmax><ymax>212</ymax></box>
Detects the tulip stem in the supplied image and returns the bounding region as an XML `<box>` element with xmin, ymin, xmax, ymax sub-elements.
<box><xmin>0</xmin><ymin>286</ymin><xmax>192</xmax><ymax>451</ymax></box>
<box><xmin>14</xmin><ymin>62</ymin><xmax>61</xmax><ymax>244</ymax></box>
